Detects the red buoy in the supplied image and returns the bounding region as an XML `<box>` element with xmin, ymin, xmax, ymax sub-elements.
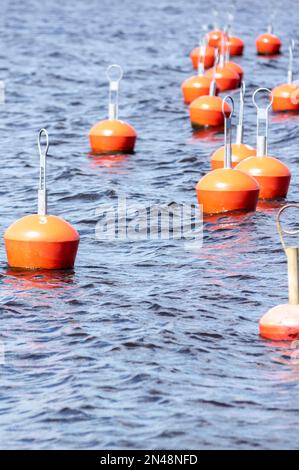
<box><xmin>236</xmin><ymin>88</ymin><xmax>291</xmax><ymax>199</ymax></box>
<box><xmin>220</xmin><ymin>11</ymin><xmax>244</xmax><ymax>56</ymax></box>
<box><xmin>207</xmin><ymin>30</ymin><xmax>224</xmax><ymax>48</ymax></box>
<box><xmin>190</xmin><ymin>45</ymin><xmax>215</xmax><ymax>70</ymax></box>
<box><xmin>272</xmin><ymin>40</ymin><xmax>299</xmax><ymax>112</ymax></box>
<box><xmin>211</xmin><ymin>82</ymin><xmax>256</xmax><ymax>169</ymax></box>
<box><xmin>226</xmin><ymin>36</ymin><xmax>244</xmax><ymax>56</ymax></box>
<box><xmin>256</xmin><ymin>24</ymin><xmax>281</xmax><ymax>55</ymax></box>
<box><xmin>259</xmin><ymin>205</ymin><xmax>299</xmax><ymax>340</ymax></box>
<box><xmin>182</xmin><ymin>39</ymin><xmax>216</xmax><ymax>104</ymax></box>
<box><xmin>189</xmin><ymin>59</ymin><xmax>231</xmax><ymax>129</ymax></box>
<box><xmin>89</xmin><ymin>65</ymin><xmax>137</xmax><ymax>154</ymax></box>
<box><xmin>196</xmin><ymin>96</ymin><xmax>260</xmax><ymax>214</ymax></box>
<box><xmin>4</xmin><ymin>130</ymin><xmax>80</xmax><ymax>270</ymax></box>
<box><xmin>205</xmin><ymin>34</ymin><xmax>240</xmax><ymax>91</ymax></box>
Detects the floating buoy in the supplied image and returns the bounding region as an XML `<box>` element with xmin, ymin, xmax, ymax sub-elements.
<box><xmin>259</xmin><ymin>205</ymin><xmax>299</xmax><ymax>340</ymax></box>
<box><xmin>221</xmin><ymin>10</ymin><xmax>244</xmax><ymax>56</ymax></box>
<box><xmin>4</xmin><ymin>130</ymin><xmax>80</xmax><ymax>270</ymax></box>
<box><xmin>190</xmin><ymin>45</ymin><xmax>215</xmax><ymax>70</ymax></box>
<box><xmin>256</xmin><ymin>24</ymin><xmax>281</xmax><ymax>56</ymax></box>
<box><xmin>205</xmin><ymin>34</ymin><xmax>240</xmax><ymax>91</ymax></box>
<box><xmin>207</xmin><ymin>30</ymin><xmax>224</xmax><ymax>48</ymax></box>
<box><xmin>89</xmin><ymin>65</ymin><xmax>137</xmax><ymax>154</ymax></box>
<box><xmin>225</xmin><ymin>60</ymin><xmax>244</xmax><ymax>81</ymax></box>
<box><xmin>224</xmin><ymin>32</ymin><xmax>244</xmax><ymax>80</ymax></box>
<box><xmin>236</xmin><ymin>88</ymin><xmax>291</xmax><ymax>199</ymax></box>
<box><xmin>196</xmin><ymin>96</ymin><xmax>260</xmax><ymax>214</ymax></box>
<box><xmin>272</xmin><ymin>40</ymin><xmax>299</xmax><ymax>112</ymax></box>
<box><xmin>226</xmin><ymin>36</ymin><xmax>244</xmax><ymax>56</ymax></box>
<box><xmin>189</xmin><ymin>56</ymin><xmax>231</xmax><ymax>129</ymax></box>
<box><xmin>183</xmin><ymin>38</ymin><xmax>216</xmax><ymax>104</ymax></box>
<box><xmin>211</xmin><ymin>82</ymin><xmax>256</xmax><ymax>169</ymax></box>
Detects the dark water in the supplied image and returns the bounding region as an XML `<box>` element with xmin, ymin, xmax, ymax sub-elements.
<box><xmin>0</xmin><ymin>0</ymin><xmax>299</xmax><ymax>450</ymax></box>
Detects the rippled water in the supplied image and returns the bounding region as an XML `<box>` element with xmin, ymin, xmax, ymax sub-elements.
<box><xmin>0</xmin><ymin>0</ymin><xmax>299</xmax><ymax>450</ymax></box>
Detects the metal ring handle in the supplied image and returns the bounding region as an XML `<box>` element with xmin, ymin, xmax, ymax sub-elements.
<box><xmin>106</xmin><ymin>64</ymin><xmax>123</xmax><ymax>83</ymax></box>
<box><xmin>38</xmin><ymin>128</ymin><xmax>49</xmax><ymax>160</ymax></box>
<box><xmin>253</xmin><ymin>87</ymin><xmax>273</xmax><ymax>109</ymax></box>
<box><xmin>277</xmin><ymin>204</ymin><xmax>299</xmax><ymax>251</ymax></box>
<box><xmin>222</xmin><ymin>95</ymin><xmax>234</xmax><ymax>118</ymax></box>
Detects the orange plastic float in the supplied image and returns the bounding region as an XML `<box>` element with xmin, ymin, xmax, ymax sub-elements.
<box><xmin>189</xmin><ymin>57</ymin><xmax>231</xmax><ymax>129</ymax></box>
<box><xmin>236</xmin><ymin>88</ymin><xmax>291</xmax><ymax>200</ymax></box>
<box><xmin>89</xmin><ymin>65</ymin><xmax>137</xmax><ymax>154</ymax></box>
<box><xmin>211</xmin><ymin>82</ymin><xmax>256</xmax><ymax>169</ymax></box>
<box><xmin>207</xmin><ymin>30</ymin><xmax>224</xmax><ymax>48</ymax></box>
<box><xmin>221</xmin><ymin>10</ymin><xmax>244</xmax><ymax>56</ymax></box>
<box><xmin>226</xmin><ymin>36</ymin><xmax>244</xmax><ymax>56</ymax></box>
<box><xmin>4</xmin><ymin>130</ymin><xmax>80</xmax><ymax>270</ymax></box>
<box><xmin>205</xmin><ymin>34</ymin><xmax>240</xmax><ymax>91</ymax></box>
<box><xmin>272</xmin><ymin>40</ymin><xmax>299</xmax><ymax>112</ymax></box>
<box><xmin>196</xmin><ymin>96</ymin><xmax>260</xmax><ymax>215</ymax></box>
<box><xmin>183</xmin><ymin>39</ymin><xmax>216</xmax><ymax>104</ymax></box>
<box><xmin>224</xmin><ymin>32</ymin><xmax>244</xmax><ymax>80</ymax></box>
<box><xmin>225</xmin><ymin>60</ymin><xmax>244</xmax><ymax>81</ymax></box>
<box><xmin>256</xmin><ymin>24</ymin><xmax>281</xmax><ymax>56</ymax></box>
<box><xmin>190</xmin><ymin>45</ymin><xmax>215</xmax><ymax>70</ymax></box>
<box><xmin>259</xmin><ymin>205</ymin><xmax>299</xmax><ymax>340</ymax></box>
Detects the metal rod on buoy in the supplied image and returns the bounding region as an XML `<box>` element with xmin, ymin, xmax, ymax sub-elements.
<box><xmin>277</xmin><ymin>204</ymin><xmax>299</xmax><ymax>305</ymax></box>
<box><xmin>236</xmin><ymin>81</ymin><xmax>245</xmax><ymax>145</ymax></box>
<box><xmin>223</xmin><ymin>96</ymin><xmax>234</xmax><ymax>169</ymax></box>
<box><xmin>286</xmin><ymin>248</ymin><xmax>299</xmax><ymax>305</ymax></box>
<box><xmin>107</xmin><ymin>64</ymin><xmax>123</xmax><ymax>121</ymax></box>
<box><xmin>37</xmin><ymin>128</ymin><xmax>49</xmax><ymax>217</ymax></box>
<box><xmin>253</xmin><ymin>88</ymin><xmax>272</xmax><ymax>157</ymax></box>
<box><xmin>197</xmin><ymin>37</ymin><xmax>206</xmax><ymax>77</ymax></box>
<box><xmin>209</xmin><ymin>49</ymin><xmax>218</xmax><ymax>96</ymax></box>
<box><xmin>288</xmin><ymin>39</ymin><xmax>295</xmax><ymax>84</ymax></box>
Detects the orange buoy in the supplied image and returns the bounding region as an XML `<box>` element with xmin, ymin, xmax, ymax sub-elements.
<box><xmin>221</xmin><ymin>10</ymin><xmax>244</xmax><ymax>56</ymax></box>
<box><xmin>189</xmin><ymin>59</ymin><xmax>231</xmax><ymax>129</ymax></box>
<box><xmin>207</xmin><ymin>30</ymin><xmax>224</xmax><ymax>48</ymax></box>
<box><xmin>196</xmin><ymin>96</ymin><xmax>260</xmax><ymax>214</ymax></box>
<box><xmin>226</xmin><ymin>36</ymin><xmax>244</xmax><ymax>56</ymax></box>
<box><xmin>190</xmin><ymin>45</ymin><xmax>215</xmax><ymax>70</ymax></box>
<box><xmin>256</xmin><ymin>24</ymin><xmax>281</xmax><ymax>55</ymax></box>
<box><xmin>236</xmin><ymin>88</ymin><xmax>291</xmax><ymax>200</ymax></box>
<box><xmin>4</xmin><ymin>130</ymin><xmax>80</xmax><ymax>270</ymax></box>
<box><xmin>272</xmin><ymin>40</ymin><xmax>299</xmax><ymax>112</ymax></box>
<box><xmin>205</xmin><ymin>34</ymin><xmax>240</xmax><ymax>91</ymax></box>
<box><xmin>224</xmin><ymin>32</ymin><xmax>244</xmax><ymax>80</ymax></box>
<box><xmin>182</xmin><ymin>75</ymin><xmax>214</xmax><ymax>104</ymax></box>
<box><xmin>259</xmin><ymin>205</ymin><xmax>299</xmax><ymax>340</ymax></box>
<box><xmin>211</xmin><ymin>82</ymin><xmax>256</xmax><ymax>169</ymax></box>
<box><xmin>272</xmin><ymin>84</ymin><xmax>299</xmax><ymax>112</ymax></box>
<box><xmin>89</xmin><ymin>65</ymin><xmax>137</xmax><ymax>154</ymax></box>
<box><xmin>183</xmin><ymin>39</ymin><xmax>216</xmax><ymax>104</ymax></box>
<box><xmin>205</xmin><ymin>65</ymin><xmax>240</xmax><ymax>92</ymax></box>
<box><xmin>226</xmin><ymin>61</ymin><xmax>244</xmax><ymax>81</ymax></box>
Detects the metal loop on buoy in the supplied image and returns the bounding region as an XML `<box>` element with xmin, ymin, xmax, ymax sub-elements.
<box><xmin>222</xmin><ymin>95</ymin><xmax>234</xmax><ymax>169</ymax></box>
<box><xmin>222</xmin><ymin>94</ymin><xmax>234</xmax><ymax>118</ymax></box>
<box><xmin>277</xmin><ymin>204</ymin><xmax>299</xmax><ymax>251</ymax></box>
<box><xmin>106</xmin><ymin>64</ymin><xmax>123</xmax><ymax>83</ymax></box>
<box><xmin>37</xmin><ymin>128</ymin><xmax>49</xmax><ymax>216</ymax></box>
<box><xmin>107</xmin><ymin>64</ymin><xmax>123</xmax><ymax>120</ymax></box>
<box><xmin>253</xmin><ymin>88</ymin><xmax>273</xmax><ymax>157</ymax></box>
